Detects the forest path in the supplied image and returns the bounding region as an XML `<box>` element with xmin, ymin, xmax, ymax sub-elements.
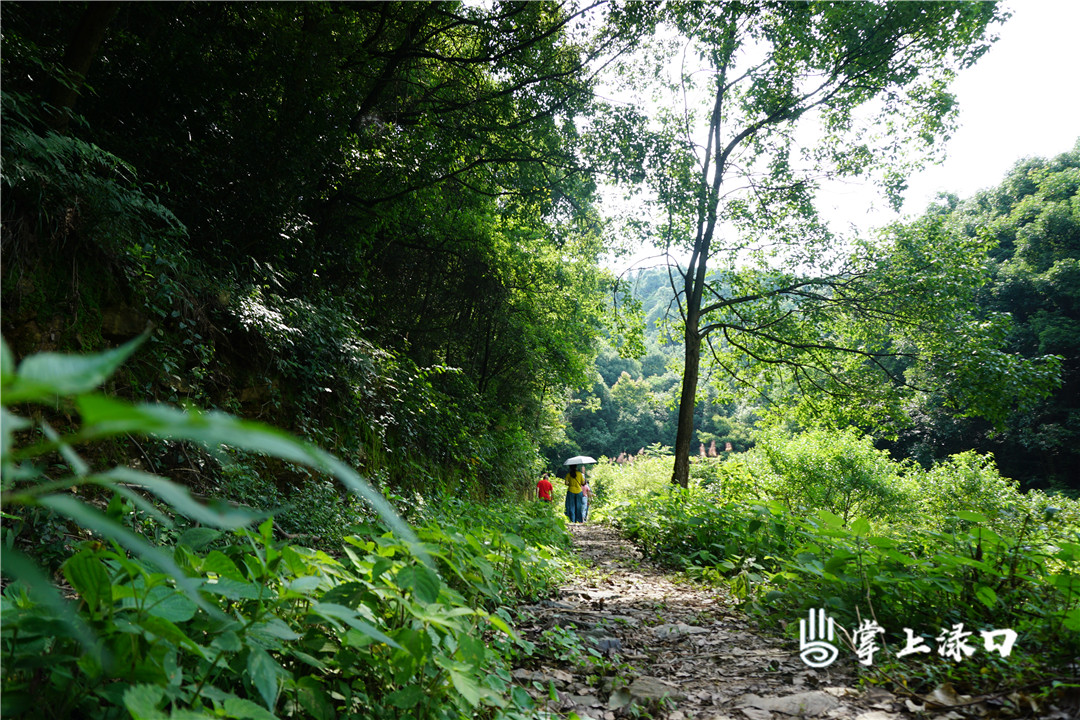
<box><xmin>511</xmin><ymin>522</ymin><xmax>908</xmax><ymax>720</ymax></box>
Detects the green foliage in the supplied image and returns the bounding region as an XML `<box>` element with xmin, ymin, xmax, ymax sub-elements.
<box><xmin>752</xmin><ymin>428</ymin><xmax>914</xmax><ymax>524</ymax></box>
<box><xmin>600</xmin><ymin>429</ymin><xmax>1080</xmax><ymax>696</ymax></box>
<box><xmin>1</xmin><ymin>339</ymin><xmax>574</xmax><ymax>718</ymax></box>
<box><xmin>2</xmin><ymin>513</ymin><xmax>569</xmax><ymax>719</ymax></box>
<box><xmin>889</xmin><ymin>144</ymin><xmax>1080</xmax><ymax>493</ymax></box>
<box><xmin>1</xmin><ymin>2</ymin><xmax>615</xmax><ymax>506</ymax></box>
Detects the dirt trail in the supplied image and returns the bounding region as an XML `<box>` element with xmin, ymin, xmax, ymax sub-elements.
<box><xmin>510</xmin><ymin>523</ymin><xmax>914</xmax><ymax>719</ymax></box>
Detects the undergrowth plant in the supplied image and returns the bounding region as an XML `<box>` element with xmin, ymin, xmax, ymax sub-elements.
<box><xmin>1</xmin><ymin>338</ymin><xmax>574</xmax><ymax>719</ymax></box>
<box><xmin>595</xmin><ymin>434</ymin><xmax>1080</xmax><ymax>699</ymax></box>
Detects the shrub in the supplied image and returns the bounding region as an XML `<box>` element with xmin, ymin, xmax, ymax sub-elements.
<box><xmin>754</xmin><ymin>427</ymin><xmax>915</xmax><ymax>523</ymax></box>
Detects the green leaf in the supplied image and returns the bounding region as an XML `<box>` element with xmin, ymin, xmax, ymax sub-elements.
<box><xmin>5</xmin><ymin>332</ymin><xmax>146</xmax><ymax>403</ymax></box>
<box><xmin>386</xmin><ymin>685</ymin><xmax>425</xmax><ymax>709</ymax></box>
<box><xmin>37</xmin><ymin>494</ymin><xmax>220</xmax><ymax>618</ymax></box>
<box><xmin>1</xmin><ymin>546</ymin><xmax>98</xmax><ymax>655</ymax></box>
<box><xmin>308</xmin><ymin>602</ymin><xmax>400</xmax><ymax>649</ymax></box>
<box><xmin>816</xmin><ymin>509</ymin><xmax>844</xmax><ymax>529</ymax></box>
<box><xmin>485</xmin><ymin>611</ymin><xmax>521</xmax><ymax>642</ymax></box>
<box><xmin>178</xmin><ymin>527</ymin><xmax>223</xmax><ymax>551</ymax></box>
<box><xmin>142</xmin><ymin>584</ymin><xmax>198</xmax><ymax>622</ymax></box>
<box><xmin>123</xmin><ymin>683</ymin><xmax>166</xmax><ymax>720</ymax></box>
<box><xmin>295</xmin><ymin>676</ymin><xmax>334</xmax><ymax>720</ymax></box>
<box><xmin>201</xmin><ymin>577</ymin><xmax>266</xmax><ymax>601</ymax></box>
<box><xmin>397</xmin><ymin>564</ymin><xmax>441</xmax><ymax>604</ymax></box>
<box><xmin>251</xmin><ymin>616</ymin><xmax>301</xmax><ymax>642</ymax></box>
<box><xmin>222</xmin><ymin>695</ymin><xmax>280</xmax><ymax>720</ymax></box>
<box><xmin>135</xmin><ymin>615</ymin><xmax>204</xmax><ymax>657</ymax></box>
<box><xmin>850</xmin><ymin>517</ymin><xmax>871</xmax><ymax>536</ymax></box>
<box><xmin>456</xmin><ymin>633</ymin><xmax>486</xmax><ymax>668</ymax></box>
<box><xmin>954</xmin><ymin>510</ymin><xmax>988</xmax><ymax>523</ymax></box>
<box><xmin>203</xmin><ymin>550</ymin><xmax>245</xmax><ymax>580</ymax></box>
<box><xmin>285</xmin><ymin>576</ymin><xmax>324</xmax><ymax>596</ymax></box>
<box><xmin>212</xmin><ymin>630</ymin><xmax>243</xmax><ymax>653</ymax></box>
<box><xmin>247</xmin><ymin>647</ymin><xmax>283</xmax><ymax>710</ymax></box>
<box><xmin>62</xmin><ymin>549</ymin><xmax>112</xmax><ymax>615</ymax></box>
<box><xmin>974</xmin><ymin>585</ymin><xmax>997</xmax><ymax>608</ymax></box>
<box><xmin>449</xmin><ymin>668</ymin><xmax>484</xmax><ymax>707</ymax></box>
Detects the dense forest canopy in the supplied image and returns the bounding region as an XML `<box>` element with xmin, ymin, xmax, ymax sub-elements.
<box><xmin>2</xmin><ymin>0</ymin><xmax>637</xmax><ymax>496</ymax></box>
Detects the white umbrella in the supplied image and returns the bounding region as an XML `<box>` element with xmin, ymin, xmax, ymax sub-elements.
<box><xmin>563</xmin><ymin>455</ymin><xmax>596</xmax><ymax>465</ymax></box>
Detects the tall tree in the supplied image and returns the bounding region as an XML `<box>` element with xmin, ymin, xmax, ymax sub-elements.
<box><xmin>598</xmin><ymin>2</ymin><xmax>1013</xmax><ymax>485</ymax></box>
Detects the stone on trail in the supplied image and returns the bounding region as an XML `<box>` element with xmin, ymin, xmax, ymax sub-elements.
<box><xmin>737</xmin><ymin>690</ymin><xmax>840</xmax><ymax>716</ymax></box>
<box><xmin>628</xmin><ymin>675</ymin><xmax>688</xmax><ymax>702</ymax></box>
<box><xmin>652</xmin><ymin>622</ymin><xmax>711</xmax><ymax>637</ymax></box>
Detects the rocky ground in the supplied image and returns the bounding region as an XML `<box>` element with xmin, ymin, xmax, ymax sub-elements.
<box><xmin>508</xmin><ymin>523</ymin><xmax>1077</xmax><ymax>720</ymax></box>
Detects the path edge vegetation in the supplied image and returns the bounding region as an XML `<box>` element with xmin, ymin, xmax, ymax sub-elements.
<box><xmin>589</xmin><ymin>448</ymin><xmax>1080</xmax><ymax>708</ymax></box>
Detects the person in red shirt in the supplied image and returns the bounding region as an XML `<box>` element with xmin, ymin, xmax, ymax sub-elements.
<box><xmin>536</xmin><ymin>472</ymin><xmax>553</xmax><ymax>502</ymax></box>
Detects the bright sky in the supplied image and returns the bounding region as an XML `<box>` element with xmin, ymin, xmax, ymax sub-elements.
<box><xmin>823</xmin><ymin>0</ymin><xmax>1080</xmax><ymax>233</ymax></box>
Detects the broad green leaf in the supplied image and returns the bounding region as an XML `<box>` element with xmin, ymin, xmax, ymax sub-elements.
<box><xmin>135</xmin><ymin>615</ymin><xmax>204</xmax><ymax>657</ymax></box>
<box><xmin>285</xmin><ymin>576</ymin><xmax>325</xmax><ymax>596</ymax></box>
<box><xmin>5</xmin><ymin>332</ymin><xmax>146</xmax><ymax>403</ymax></box>
<box><xmin>386</xmin><ymin>685</ymin><xmax>424</xmax><ymax>709</ymax></box>
<box><xmin>251</xmin><ymin>616</ymin><xmax>301</xmax><ymax>642</ymax></box>
<box><xmin>457</xmin><ymin>633</ymin><xmax>486</xmax><ymax>668</ymax></box>
<box><xmin>816</xmin><ymin>509</ymin><xmax>844</xmax><ymax>529</ymax></box>
<box><xmin>850</xmin><ymin>517</ymin><xmax>871</xmax><ymax>536</ymax></box>
<box><xmin>178</xmin><ymin>527</ymin><xmax>223</xmax><ymax>551</ymax></box>
<box><xmin>1063</xmin><ymin>607</ymin><xmax>1080</xmax><ymax>632</ymax></box>
<box><xmin>308</xmin><ymin>602</ymin><xmax>400</xmax><ymax>649</ymax></box>
<box><xmin>295</xmin><ymin>676</ymin><xmax>334</xmax><ymax>720</ymax></box>
<box><xmin>1</xmin><ymin>546</ymin><xmax>98</xmax><ymax>655</ymax></box>
<box><xmin>247</xmin><ymin>647</ymin><xmax>283</xmax><ymax>710</ymax></box>
<box><xmin>211</xmin><ymin>630</ymin><xmax>243</xmax><ymax>653</ymax></box>
<box><xmin>954</xmin><ymin>510</ymin><xmax>988</xmax><ymax>523</ymax></box>
<box><xmin>142</xmin><ymin>585</ymin><xmax>198</xmax><ymax>623</ymax></box>
<box><xmin>222</xmin><ymin>695</ymin><xmax>280</xmax><ymax>720</ymax></box>
<box><xmin>974</xmin><ymin>585</ymin><xmax>997</xmax><ymax>608</ymax></box>
<box><xmin>123</xmin><ymin>683</ymin><xmax>166</xmax><ymax>720</ymax></box>
<box><xmin>485</xmin><ymin>611</ymin><xmax>521</xmax><ymax>642</ymax></box>
<box><xmin>62</xmin><ymin>550</ymin><xmax>112</xmax><ymax>615</ymax></box>
<box><xmin>201</xmin><ymin>577</ymin><xmax>266</xmax><ymax>601</ymax></box>
<box><xmin>397</xmin><ymin>564</ymin><xmax>441</xmax><ymax>604</ymax></box>
<box><xmin>449</xmin><ymin>668</ymin><xmax>483</xmax><ymax>707</ymax></box>
<box><xmin>203</xmin><ymin>550</ymin><xmax>245</xmax><ymax>580</ymax></box>
<box><xmin>37</xmin><ymin>494</ymin><xmax>219</xmax><ymax>618</ymax></box>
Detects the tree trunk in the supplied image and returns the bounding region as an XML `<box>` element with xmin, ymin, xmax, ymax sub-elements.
<box><xmin>671</xmin><ymin>319</ymin><xmax>701</xmax><ymax>487</ymax></box>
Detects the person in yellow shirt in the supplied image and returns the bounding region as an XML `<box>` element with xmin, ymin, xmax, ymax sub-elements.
<box><xmin>564</xmin><ymin>464</ymin><xmax>585</xmax><ymax>523</ymax></box>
